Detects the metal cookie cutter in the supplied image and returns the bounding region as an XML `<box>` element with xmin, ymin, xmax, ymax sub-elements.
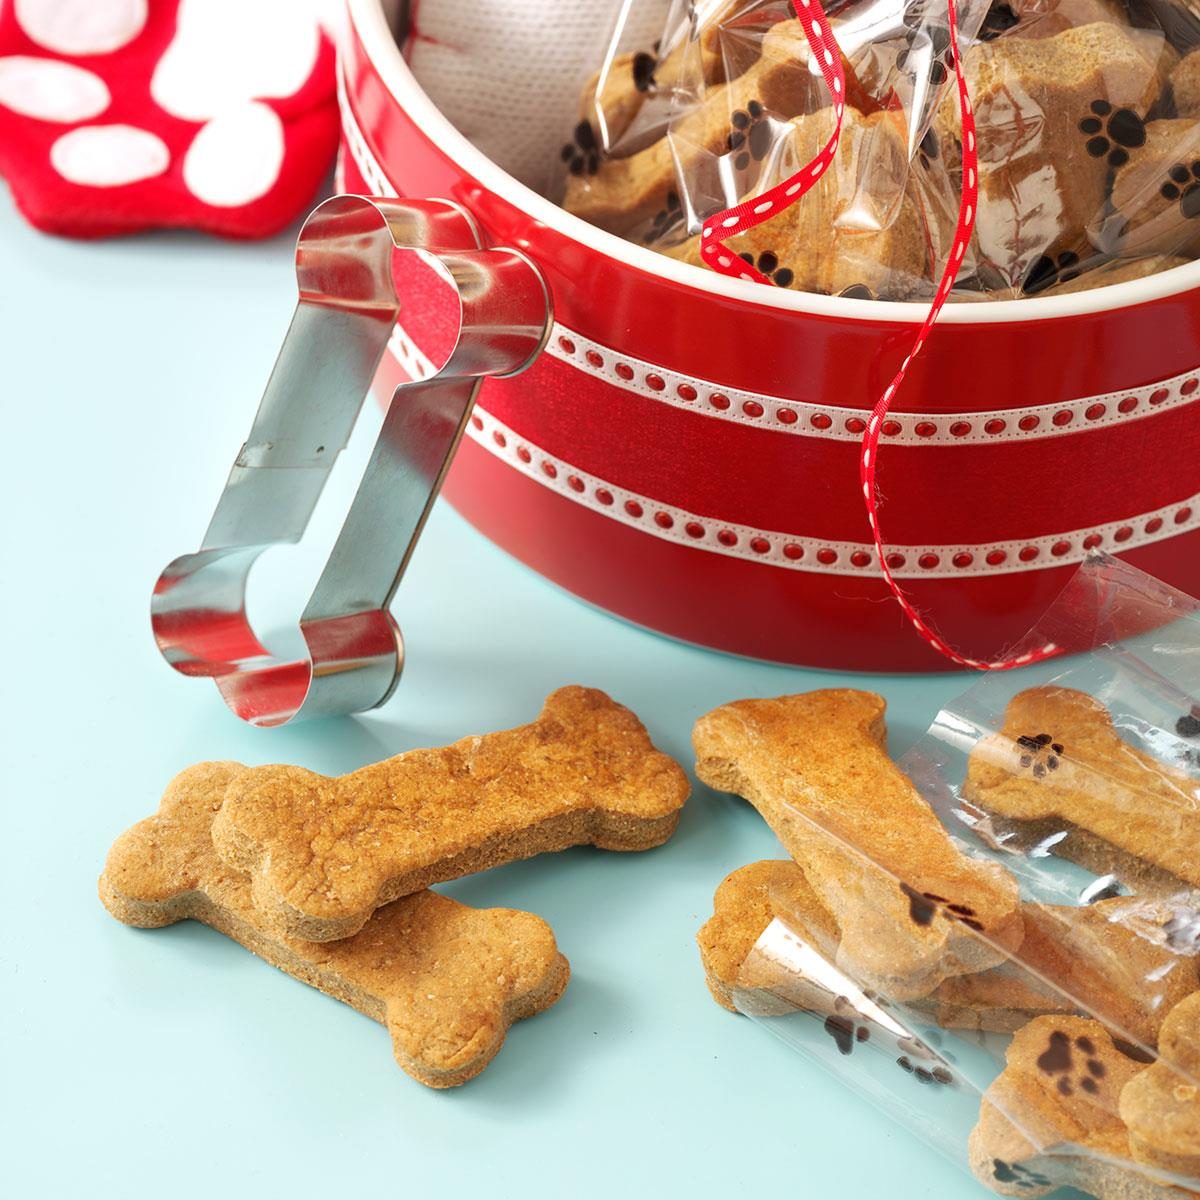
<box><xmin>151</xmin><ymin>195</ymin><xmax>551</xmax><ymax>726</ymax></box>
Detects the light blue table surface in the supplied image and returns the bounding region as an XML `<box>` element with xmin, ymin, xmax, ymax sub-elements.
<box><xmin>1</xmin><ymin>189</ymin><xmax>1004</xmax><ymax>1200</ymax></box>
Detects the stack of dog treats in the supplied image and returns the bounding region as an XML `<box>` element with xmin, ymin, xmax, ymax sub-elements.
<box><xmin>99</xmin><ymin>687</ymin><xmax>689</xmax><ymax>1088</ymax></box>
<box><xmin>561</xmin><ymin>0</ymin><xmax>1200</xmax><ymax>300</ymax></box>
<box><xmin>693</xmin><ymin>686</ymin><xmax>1200</xmax><ymax>1198</ymax></box>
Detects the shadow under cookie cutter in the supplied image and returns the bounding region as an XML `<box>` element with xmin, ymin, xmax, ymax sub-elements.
<box><xmin>151</xmin><ymin>195</ymin><xmax>552</xmax><ymax>726</ymax></box>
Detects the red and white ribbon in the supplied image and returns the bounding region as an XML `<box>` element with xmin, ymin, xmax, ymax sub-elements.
<box><xmin>701</xmin><ymin>0</ymin><xmax>1058</xmax><ymax>670</ymax></box>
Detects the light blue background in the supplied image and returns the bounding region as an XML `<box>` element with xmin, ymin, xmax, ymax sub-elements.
<box><xmin>1</xmin><ymin>191</ymin><xmax>999</xmax><ymax>1199</ymax></box>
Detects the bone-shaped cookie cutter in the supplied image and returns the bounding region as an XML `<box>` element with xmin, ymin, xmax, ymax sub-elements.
<box><xmin>151</xmin><ymin>195</ymin><xmax>551</xmax><ymax>726</ymax></box>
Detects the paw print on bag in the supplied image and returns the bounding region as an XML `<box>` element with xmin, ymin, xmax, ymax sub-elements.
<box><xmin>1021</xmin><ymin>253</ymin><xmax>1083</xmax><ymax>295</ymax></box>
<box><xmin>978</xmin><ymin>2</ymin><xmax>1020</xmax><ymax>41</ymax></box>
<box><xmin>1078</xmin><ymin>100</ymin><xmax>1146</xmax><ymax>169</ymax></box>
<box><xmin>897</xmin><ymin>19</ymin><xmax>954</xmax><ymax>88</ymax></box>
<box><xmin>1160</xmin><ymin>160</ymin><xmax>1200</xmax><ymax>219</ymax></box>
<box><xmin>737</xmin><ymin>249</ymin><xmax>795</xmax><ymax>287</ymax></box>
<box><xmin>1013</xmin><ymin>731</ymin><xmax>1064</xmax><ymax>777</ymax></box>
<box><xmin>726</xmin><ymin>99</ymin><xmax>771</xmax><ymax>171</ymax></box>
<box><xmin>643</xmin><ymin>188</ymin><xmax>683</xmax><ymax>245</ymax></box>
<box><xmin>991</xmin><ymin>1160</ymin><xmax>1053</xmax><ymax>1191</ymax></box>
<box><xmin>0</xmin><ymin>0</ymin><xmax>339</xmax><ymax>238</ymax></box>
<box><xmin>560</xmin><ymin>120</ymin><xmax>600</xmax><ymax>177</ymax></box>
<box><xmin>1036</xmin><ymin>1029</ymin><xmax>1108</xmax><ymax>1097</ymax></box>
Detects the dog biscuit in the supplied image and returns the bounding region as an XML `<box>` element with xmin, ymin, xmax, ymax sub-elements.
<box><xmin>700</xmin><ymin>859</ymin><xmax>1198</xmax><ymax>1044</ymax></box>
<box><xmin>1121</xmin><ymin>992</ymin><xmax>1200</xmax><ymax>1180</ymax></box>
<box><xmin>99</xmin><ymin>763</ymin><xmax>570</xmax><ymax>1088</ymax></box>
<box><xmin>212</xmin><ymin>686</ymin><xmax>688</xmax><ymax>941</ymax></box>
<box><xmin>969</xmin><ymin>1015</ymin><xmax>1172</xmax><ymax>1200</ymax></box>
<box><xmin>693</xmin><ymin>690</ymin><xmax>1023</xmax><ymax>999</ymax></box>
<box><xmin>1097</xmin><ymin>118</ymin><xmax>1200</xmax><ymax>259</ymax></box>
<box><xmin>943</xmin><ymin>22</ymin><xmax>1169</xmax><ymax>290</ymax></box>
<box><xmin>665</xmin><ymin>108</ymin><xmax>935</xmax><ymax>298</ymax></box>
<box><xmin>963</xmin><ymin>687</ymin><xmax>1200</xmax><ymax>892</ymax></box>
<box><xmin>564</xmin><ymin>18</ymin><xmax>827</xmax><ymax>241</ymax></box>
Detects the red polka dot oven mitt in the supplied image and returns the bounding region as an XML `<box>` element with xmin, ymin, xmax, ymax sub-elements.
<box><xmin>0</xmin><ymin>0</ymin><xmax>341</xmax><ymax>239</ymax></box>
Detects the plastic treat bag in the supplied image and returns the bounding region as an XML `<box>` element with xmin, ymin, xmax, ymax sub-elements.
<box><xmin>560</xmin><ymin>0</ymin><xmax>1200</xmax><ymax>300</ymax></box>
<box><xmin>718</xmin><ymin>556</ymin><xmax>1200</xmax><ymax>1199</ymax></box>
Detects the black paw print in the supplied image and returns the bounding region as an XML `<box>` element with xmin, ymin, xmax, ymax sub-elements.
<box><xmin>978</xmin><ymin>2</ymin><xmax>1019</xmax><ymax>41</ymax></box>
<box><xmin>737</xmin><ymin>250</ymin><xmax>794</xmax><ymax>287</ymax></box>
<box><xmin>900</xmin><ymin>882</ymin><xmax>985</xmax><ymax>931</ymax></box>
<box><xmin>992</xmin><ymin>1160</ymin><xmax>1052</xmax><ymax>1190</ymax></box>
<box><xmin>1160</xmin><ymin>162</ymin><xmax>1200</xmax><ymax>219</ymax></box>
<box><xmin>726</xmin><ymin>99</ymin><xmax>771</xmax><ymax>171</ymax></box>
<box><xmin>1177</xmin><ymin>706</ymin><xmax>1200</xmax><ymax>738</ymax></box>
<box><xmin>839</xmin><ymin>283</ymin><xmax>876</xmax><ymax>300</ymax></box>
<box><xmin>561</xmin><ymin>121</ymin><xmax>600</xmax><ymax>176</ymax></box>
<box><xmin>898</xmin><ymin>22</ymin><xmax>954</xmax><ymax>88</ymax></box>
<box><xmin>644</xmin><ymin>189</ymin><xmax>683</xmax><ymax>245</ymax></box>
<box><xmin>1079</xmin><ymin>101</ymin><xmax>1145</xmax><ymax>168</ymax></box>
<box><xmin>1036</xmin><ymin>1030</ymin><xmax>1107</xmax><ymax>1097</ymax></box>
<box><xmin>1022</xmin><ymin>252</ymin><xmax>1082</xmax><ymax>295</ymax></box>
<box><xmin>896</xmin><ymin>1055</ymin><xmax>954</xmax><ymax>1085</ymax></box>
<box><xmin>1015</xmin><ymin>731</ymin><xmax>1064</xmax><ymax>778</ymax></box>
<box><xmin>823</xmin><ymin>1000</ymin><xmax>870</xmax><ymax>1055</ymax></box>
<box><xmin>631</xmin><ymin>50</ymin><xmax>657</xmax><ymax>94</ymax></box>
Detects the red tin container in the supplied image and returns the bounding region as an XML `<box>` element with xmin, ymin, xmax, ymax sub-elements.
<box><xmin>338</xmin><ymin>0</ymin><xmax>1200</xmax><ymax>671</ymax></box>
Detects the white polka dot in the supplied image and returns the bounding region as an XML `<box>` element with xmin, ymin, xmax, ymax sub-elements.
<box><xmin>702</xmin><ymin>227</ymin><xmax>713</xmax><ymax>238</ymax></box>
<box><xmin>15</xmin><ymin>0</ymin><xmax>146</xmax><ymax>56</ymax></box>
<box><xmin>722</xmin><ymin>215</ymin><xmax>740</xmax><ymax>228</ymax></box>
<box><xmin>152</xmin><ymin>0</ymin><xmax>319</xmax><ymax>122</ymax></box>
<box><xmin>0</xmin><ymin>56</ymin><xmax>109</xmax><ymax>122</ymax></box>
<box><xmin>753</xmin><ymin>200</ymin><xmax>774</xmax><ymax>214</ymax></box>
<box><xmin>965</xmin><ymin>204</ymin><xmax>974</xmax><ymax>224</ymax></box>
<box><xmin>50</xmin><ymin>123</ymin><xmax>168</xmax><ymax>186</ymax></box>
<box><xmin>786</xmin><ymin>182</ymin><xmax>803</xmax><ymax>195</ymax></box>
<box><xmin>716</xmin><ymin>255</ymin><xmax>732</xmax><ymax>268</ymax></box>
<box><xmin>183</xmin><ymin>100</ymin><xmax>284</xmax><ymax>206</ymax></box>
<box><xmin>824</xmin><ymin>49</ymin><xmax>833</xmax><ymax>65</ymax></box>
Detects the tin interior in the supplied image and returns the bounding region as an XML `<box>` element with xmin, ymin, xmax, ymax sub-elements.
<box><xmin>352</xmin><ymin>0</ymin><xmax>1200</xmax><ymax>326</ymax></box>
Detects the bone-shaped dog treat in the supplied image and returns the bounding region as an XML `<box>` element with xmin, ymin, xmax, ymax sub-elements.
<box><xmin>1095</xmin><ymin>118</ymin><xmax>1200</xmax><ymax>259</ymax></box>
<box><xmin>571</xmin><ymin>8</ymin><xmax>734</xmax><ymax>160</ymax></box>
<box><xmin>693</xmin><ymin>690</ymin><xmax>1023</xmax><ymax>1000</ymax></box>
<box><xmin>1121</xmin><ymin>992</ymin><xmax>1200</xmax><ymax>1180</ymax></box>
<box><xmin>940</xmin><ymin>22</ymin><xmax>1169</xmax><ymax>290</ymax></box>
<box><xmin>970</xmin><ymin>1015</ymin><xmax>1176</xmax><ymax>1200</ymax></box>
<box><xmin>699</xmin><ymin>860</ymin><xmax>1198</xmax><ymax>1044</ymax></box>
<box><xmin>665</xmin><ymin>108</ymin><xmax>935</xmax><ymax>298</ymax></box>
<box><xmin>563</xmin><ymin>18</ymin><xmax>827</xmax><ymax>240</ymax></box>
<box><xmin>963</xmin><ymin>687</ymin><xmax>1200</xmax><ymax>892</ymax></box>
<box><xmin>212</xmin><ymin>686</ymin><xmax>689</xmax><ymax>941</ymax></box>
<box><xmin>99</xmin><ymin>763</ymin><xmax>569</xmax><ymax>1088</ymax></box>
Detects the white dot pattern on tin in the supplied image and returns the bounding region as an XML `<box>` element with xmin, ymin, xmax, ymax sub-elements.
<box><xmin>183</xmin><ymin>101</ymin><xmax>284</xmax><ymax>207</ymax></box>
<box><xmin>151</xmin><ymin>0</ymin><xmax>319</xmax><ymax>122</ymax></box>
<box><xmin>0</xmin><ymin>56</ymin><xmax>109</xmax><ymax>122</ymax></box>
<box><xmin>50</xmin><ymin>123</ymin><xmax>168</xmax><ymax>187</ymax></box>
<box><xmin>446</xmin><ymin>387</ymin><xmax>1200</xmax><ymax>582</ymax></box>
<box><xmin>15</xmin><ymin>0</ymin><xmax>146</xmax><ymax>56</ymax></box>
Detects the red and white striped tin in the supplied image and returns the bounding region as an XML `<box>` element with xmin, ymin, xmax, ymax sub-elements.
<box><xmin>339</xmin><ymin>0</ymin><xmax>1200</xmax><ymax>672</ymax></box>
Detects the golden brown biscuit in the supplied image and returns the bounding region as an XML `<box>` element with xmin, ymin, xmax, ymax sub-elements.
<box><xmin>1034</xmin><ymin>253</ymin><xmax>1190</xmax><ymax>294</ymax></box>
<box><xmin>699</xmin><ymin>859</ymin><xmax>1198</xmax><ymax>1044</ymax></box>
<box><xmin>570</xmin><ymin>10</ymin><xmax>734</xmax><ymax>159</ymax></box>
<box><xmin>213</xmin><ymin>687</ymin><xmax>689</xmax><ymax>941</ymax></box>
<box><xmin>563</xmin><ymin>18</ymin><xmax>827</xmax><ymax>240</ymax></box>
<box><xmin>664</xmin><ymin>108</ymin><xmax>935</xmax><ymax>299</ymax></box>
<box><xmin>693</xmin><ymin>690</ymin><xmax>1023</xmax><ymax>999</ymax></box>
<box><xmin>99</xmin><ymin>763</ymin><xmax>570</xmax><ymax>1089</ymax></box>
<box><xmin>969</xmin><ymin>1015</ymin><xmax>1174</xmax><ymax>1200</ymax></box>
<box><xmin>946</xmin><ymin>22</ymin><xmax>1169</xmax><ymax>290</ymax></box>
<box><xmin>697</xmin><ymin>859</ymin><xmax>839</xmax><ymax>1012</ymax></box>
<box><xmin>1173</xmin><ymin>50</ymin><xmax>1200</xmax><ymax>117</ymax></box>
<box><xmin>963</xmin><ymin>687</ymin><xmax>1200</xmax><ymax>892</ymax></box>
<box><xmin>1121</xmin><ymin>992</ymin><xmax>1200</xmax><ymax>1179</ymax></box>
<box><xmin>1097</xmin><ymin>118</ymin><xmax>1200</xmax><ymax>258</ymax></box>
